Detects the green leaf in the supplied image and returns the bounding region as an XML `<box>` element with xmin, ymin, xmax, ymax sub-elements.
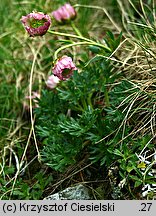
<box><xmin>126</xmin><ymin>166</ymin><xmax>134</xmax><ymax>173</ymax></box>
<box><xmin>113</xmin><ymin>149</ymin><xmax>123</xmax><ymax>157</ymax></box>
<box><xmin>89</xmin><ymin>45</ymin><xmax>101</xmax><ymax>54</ymax></box>
<box><xmin>129</xmin><ymin>175</ymin><xmax>141</xmax><ymax>181</ymax></box>
<box><xmin>137</xmin><ymin>162</ymin><xmax>146</xmax><ymax>169</ymax></box>
<box><xmin>134</xmin><ymin>180</ymin><xmax>142</xmax><ymax>188</ymax></box>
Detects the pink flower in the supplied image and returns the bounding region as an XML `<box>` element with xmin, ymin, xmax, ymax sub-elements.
<box><xmin>25</xmin><ymin>91</ymin><xmax>40</xmax><ymax>100</ymax></box>
<box><xmin>46</xmin><ymin>75</ymin><xmax>60</xmax><ymax>89</ymax></box>
<box><xmin>52</xmin><ymin>3</ymin><xmax>76</xmax><ymax>23</ymax></box>
<box><xmin>23</xmin><ymin>91</ymin><xmax>40</xmax><ymax>110</ymax></box>
<box><xmin>21</xmin><ymin>12</ymin><xmax>51</xmax><ymax>37</ymax></box>
<box><xmin>53</xmin><ymin>56</ymin><xmax>77</xmax><ymax>80</ymax></box>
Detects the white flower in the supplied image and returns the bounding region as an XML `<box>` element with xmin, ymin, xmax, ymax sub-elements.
<box><xmin>46</xmin><ymin>75</ymin><xmax>60</xmax><ymax>89</ymax></box>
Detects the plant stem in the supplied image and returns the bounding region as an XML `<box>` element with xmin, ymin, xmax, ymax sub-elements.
<box><xmin>70</xmin><ymin>21</ymin><xmax>83</xmax><ymax>37</ymax></box>
<box><xmin>87</xmin><ymin>93</ymin><xmax>94</xmax><ymax>110</ymax></box>
<box><xmin>104</xmin><ymin>89</ymin><xmax>110</xmax><ymax>107</ymax></box>
<box><xmin>48</xmin><ymin>30</ymin><xmax>111</xmax><ymax>54</ymax></box>
<box><xmin>73</xmin><ymin>104</ymin><xmax>84</xmax><ymax>112</ymax></box>
<box><xmin>81</xmin><ymin>97</ymin><xmax>88</xmax><ymax>110</ymax></box>
<box><xmin>54</xmin><ymin>41</ymin><xmax>90</xmax><ymax>60</ymax></box>
<box><xmin>54</xmin><ymin>41</ymin><xmax>110</xmax><ymax>61</ymax></box>
<box><xmin>48</xmin><ymin>29</ymin><xmax>93</xmax><ymax>42</ymax></box>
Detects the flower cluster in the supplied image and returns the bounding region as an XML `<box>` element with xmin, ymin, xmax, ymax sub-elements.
<box><xmin>21</xmin><ymin>4</ymin><xmax>78</xmax><ymax>89</ymax></box>
<box><xmin>21</xmin><ymin>3</ymin><xmax>76</xmax><ymax>37</ymax></box>
<box><xmin>21</xmin><ymin>3</ymin><xmax>77</xmax><ymax>82</ymax></box>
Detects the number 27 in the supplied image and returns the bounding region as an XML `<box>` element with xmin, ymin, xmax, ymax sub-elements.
<box><xmin>140</xmin><ymin>203</ymin><xmax>152</xmax><ymax>211</ymax></box>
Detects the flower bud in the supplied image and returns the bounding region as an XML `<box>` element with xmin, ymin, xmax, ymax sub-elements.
<box><xmin>52</xmin><ymin>3</ymin><xmax>76</xmax><ymax>23</ymax></box>
<box><xmin>53</xmin><ymin>56</ymin><xmax>77</xmax><ymax>80</ymax></box>
<box><xmin>46</xmin><ymin>75</ymin><xmax>60</xmax><ymax>89</ymax></box>
<box><xmin>21</xmin><ymin>12</ymin><xmax>51</xmax><ymax>37</ymax></box>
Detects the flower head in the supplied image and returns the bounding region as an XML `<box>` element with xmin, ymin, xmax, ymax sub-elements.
<box><xmin>46</xmin><ymin>75</ymin><xmax>60</xmax><ymax>89</ymax></box>
<box><xmin>53</xmin><ymin>56</ymin><xmax>77</xmax><ymax>80</ymax></box>
<box><xmin>52</xmin><ymin>3</ymin><xmax>76</xmax><ymax>23</ymax></box>
<box><xmin>21</xmin><ymin>12</ymin><xmax>51</xmax><ymax>37</ymax></box>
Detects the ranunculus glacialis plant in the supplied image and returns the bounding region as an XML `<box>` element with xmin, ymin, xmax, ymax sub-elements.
<box><xmin>21</xmin><ymin>12</ymin><xmax>51</xmax><ymax>37</ymax></box>
<box><xmin>52</xmin><ymin>3</ymin><xmax>76</xmax><ymax>23</ymax></box>
<box><xmin>53</xmin><ymin>56</ymin><xmax>77</xmax><ymax>80</ymax></box>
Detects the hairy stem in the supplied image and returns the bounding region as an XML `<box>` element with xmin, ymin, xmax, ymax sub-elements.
<box><xmin>53</xmin><ymin>41</ymin><xmax>111</xmax><ymax>61</ymax></box>
<box><xmin>48</xmin><ymin>30</ymin><xmax>111</xmax><ymax>57</ymax></box>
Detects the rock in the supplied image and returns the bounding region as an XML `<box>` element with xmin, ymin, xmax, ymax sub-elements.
<box><xmin>44</xmin><ymin>184</ymin><xmax>92</xmax><ymax>200</ymax></box>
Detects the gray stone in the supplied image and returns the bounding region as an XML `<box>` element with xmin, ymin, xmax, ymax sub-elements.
<box><xmin>44</xmin><ymin>184</ymin><xmax>92</xmax><ymax>200</ymax></box>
